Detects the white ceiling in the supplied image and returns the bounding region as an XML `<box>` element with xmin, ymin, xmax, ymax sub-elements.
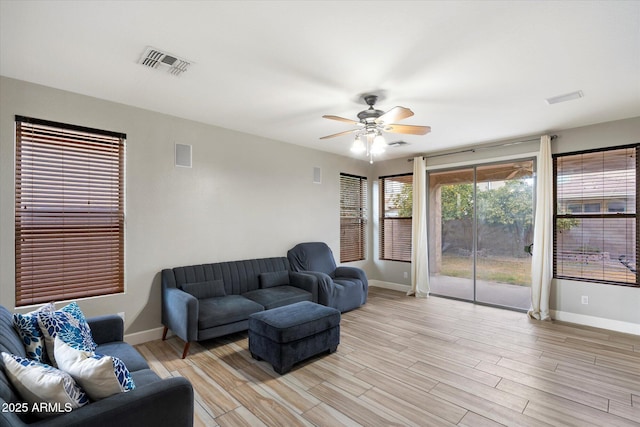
<box><xmin>1</xmin><ymin>1</ymin><xmax>639</xmax><ymax>161</ymax></box>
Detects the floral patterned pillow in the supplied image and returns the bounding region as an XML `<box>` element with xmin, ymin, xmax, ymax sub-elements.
<box><xmin>1</xmin><ymin>352</ymin><xmax>88</xmax><ymax>418</ymax></box>
<box><xmin>13</xmin><ymin>303</ymin><xmax>54</xmax><ymax>363</ymax></box>
<box><xmin>37</xmin><ymin>302</ymin><xmax>97</xmax><ymax>368</ymax></box>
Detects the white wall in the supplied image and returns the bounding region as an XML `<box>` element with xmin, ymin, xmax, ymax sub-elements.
<box><xmin>371</xmin><ymin>118</ymin><xmax>640</xmax><ymax>333</ymax></box>
<box><xmin>548</xmin><ymin>117</ymin><xmax>640</xmax><ymax>333</ymax></box>
<box><xmin>1</xmin><ymin>76</ymin><xmax>637</xmax><ymax>338</ymax></box>
<box><xmin>0</xmin><ymin>77</ymin><xmax>370</xmax><ymax>336</ymax></box>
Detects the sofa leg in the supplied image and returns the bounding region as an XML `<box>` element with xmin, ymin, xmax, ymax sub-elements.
<box><xmin>162</xmin><ymin>326</ymin><xmax>168</xmax><ymax>340</ymax></box>
<box><xmin>181</xmin><ymin>341</ymin><xmax>191</xmax><ymax>359</ymax></box>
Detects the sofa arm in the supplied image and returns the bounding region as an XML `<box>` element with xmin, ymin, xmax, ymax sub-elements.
<box><xmin>289</xmin><ymin>272</ymin><xmax>318</xmax><ymax>302</ymax></box>
<box><xmin>34</xmin><ymin>377</ymin><xmax>194</xmax><ymax>427</ymax></box>
<box><xmin>88</xmin><ymin>315</ymin><xmax>124</xmax><ymax>345</ymax></box>
<box><xmin>161</xmin><ymin>287</ymin><xmax>199</xmax><ymax>343</ymax></box>
<box><xmin>336</xmin><ymin>266</ymin><xmax>369</xmax><ymax>304</ymax></box>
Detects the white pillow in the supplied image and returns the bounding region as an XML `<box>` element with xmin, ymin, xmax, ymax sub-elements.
<box><xmin>54</xmin><ymin>336</ymin><xmax>135</xmax><ymax>401</ymax></box>
<box><xmin>1</xmin><ymin>352</ymin><xmax>88</xmax><ymax>418</ymax></box>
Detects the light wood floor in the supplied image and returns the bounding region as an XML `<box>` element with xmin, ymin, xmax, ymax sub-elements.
<box><xmin>136</xmin><ymin>287</ymin><xmax>640</xmax><ymax>427</ymax></box>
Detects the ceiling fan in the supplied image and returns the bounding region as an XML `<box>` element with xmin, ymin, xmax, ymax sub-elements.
<box><xmin>320</xmin><ymin>94</ymin><xmax>431</xmax><ymax>163</ymax></box>
<box><xmin>481</xmin><ymin>162</ymin><xmax>534</xmax><ymax>180</ymax></box>
<box><xmin>506</xmin><ymin>163</ymin><xmax>534</xmax><ymax>179</ymax></box>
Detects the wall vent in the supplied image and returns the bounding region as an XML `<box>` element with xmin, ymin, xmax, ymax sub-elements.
<box><xmin>545</xmin><ymin>90</ymin><xmax>583</xmax><ymax>105</ymax></box>
<box><xmin>139</xmin><ymin>46</ymin><xmax>191</xmax><ymax>76</ymax></box>
<box><xmin>388</xmin><ymin>140</ymin><xmax>409</xmax><ymax>147</ymax></box>
<box><xmin>175</xmin><ymin>143</ymin><xmax>192</xmax><ymax>168</ymax></box>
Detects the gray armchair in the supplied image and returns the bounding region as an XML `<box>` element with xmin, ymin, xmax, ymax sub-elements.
<box><xmin>287</xmin><ymin>242</ymin><xmax>368</xmax><ymax>312</ymax></box>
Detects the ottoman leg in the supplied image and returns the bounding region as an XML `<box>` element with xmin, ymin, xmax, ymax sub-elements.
<box><xmin>274</xmin><ymin>364</ymin><xmax>292</xmax><ymax>375</ymax></box>
<box><xmin>328</xmin><ymin>345</ymin><xmax>337</xmax><ymax>354</ymax></box>
<box><xmin>251</xmin><ymin>352</ymin><xmax>262</xmax><ymax>361</ymax></box>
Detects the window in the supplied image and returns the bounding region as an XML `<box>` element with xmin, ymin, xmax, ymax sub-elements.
<box><xmin>339</xmin><ymin>173</ymin><xmax>367</xmax><ymax>262</ymax></box>
<box><xmin>608</xmin><ymin>201</ymin><xmax>626</xmax><ymax>213</ymax></box>
<box><xmin>380</xmin><ymin>173</ymin><xmax>412</xmax><ymax>262</ymax></box>
<box><xmin>15</xmin><ymin>116</ymin><xmax>126</xmax><ymax>306</ymax></box>
<box><xmin>583</xmin><ymin>202</ymin><xmax>601</xmax><ymax>213</ymax></box>
<box><xmin>554</xmin><ymin>144</ymin><xmax>638</xmax><ymax>286</ymax></box>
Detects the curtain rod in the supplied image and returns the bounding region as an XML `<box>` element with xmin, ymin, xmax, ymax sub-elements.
<box><xmin>408</xmin><ymin>134</ymin><xmax>557</xmax><ymax>161</ymax></box>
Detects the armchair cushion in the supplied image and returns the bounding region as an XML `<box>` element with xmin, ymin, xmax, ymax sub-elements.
<box><xmin>259</xmin><ymin>271</ymin><xmax>289</xmax><ymax>289</ymax></box>
<box><xmin>181</xmin><ymin>280</ymin><xmax>226</xmax><ymax>299</ymax></box>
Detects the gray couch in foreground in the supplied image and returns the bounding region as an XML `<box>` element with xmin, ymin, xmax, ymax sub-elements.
<box><xmin>161</xmin><ymin>257</ymin><xmax>317</xmax><ymax>358</ymax></box>
<box><xmin>0</xmin><ymin>305</ymin><xmax>194</xmax><ymax>427</ymax></box>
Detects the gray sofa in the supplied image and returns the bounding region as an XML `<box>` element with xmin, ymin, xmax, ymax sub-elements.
<box><xmin>0</xmin><ymin>305</ymin><xmax>194</xmax><ymax>427</ymax></box>
<box><xmin>161</xmin><ymin>257</ymin><xmax>317</xmax><ymax>358</ymax></box>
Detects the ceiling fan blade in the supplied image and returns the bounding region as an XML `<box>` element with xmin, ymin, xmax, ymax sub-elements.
<box><xmin>384</xmin><ymin>124</ymin><xmax>431</xmax><ymax>135</ymax></box>
<box><xmin>375</xmin><ymin>106</ymin><xmax>414</xmax><ymax>124</ymax></box>
<box><xmin>319</xmin><ymin>129</ymin><xmax>359</xmax><ymax>140</ymax></box>
<box><xmin>506</xmin><ymin>170</ymin><xmax>519</xmax><ymax>180</ymax></box>
<box><xmin>322</xmin><ymin>115</ymin><xmax>360</xmax><ymax>125</ymax></box>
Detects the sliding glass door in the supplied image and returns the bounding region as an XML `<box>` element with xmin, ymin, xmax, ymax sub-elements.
<box><xmin>428</xmin><ymin>159</ymin><xmax>534</xmax><ymax>310</ymax></box>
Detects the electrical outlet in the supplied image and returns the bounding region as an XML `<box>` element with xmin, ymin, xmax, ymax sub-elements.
<box><xmin>403</xmin><ymin>272</ymin><xmax>408</xmax><ymax>279</ymax></box>
<box><xmin>581</xmin><ymin>296</ymin><xmax>588</xmax><ymax>305</ymax></box>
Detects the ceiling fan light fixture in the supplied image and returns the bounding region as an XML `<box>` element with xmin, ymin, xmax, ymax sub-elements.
<box><xmin>371</xmin><ymin>134</ymin><xmax>386</xmax><ymax>154</ymax></box>
<box><xmin>351</xmin><ymin>136</ymin><xmax>366</xmax><ymax>153</ymax></box>
<box><xmin>320</xmin><ymin>93</ymin><xmax>430</xmax><ymax>164</ymax></box>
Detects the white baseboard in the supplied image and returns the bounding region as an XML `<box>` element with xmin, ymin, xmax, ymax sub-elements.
<box><xmin>369</xmin><ymin>280</ymin><xmax>411</xmax><ymax>293</ymax></box>
<box><xmin>550</xmin><ymin>310</ymin><xmax>640</xmax><ymax>336</ymax></box>
<box><xmin>124</xmin><ymin>326</ymin><xmax>165</xmax><ymax>346</ymax></box>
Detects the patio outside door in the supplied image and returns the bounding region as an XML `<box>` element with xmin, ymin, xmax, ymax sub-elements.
<box><xmin>427</xmin><ymin>159</ymin><xmax>534</xmax><ymax>310</ymax></box>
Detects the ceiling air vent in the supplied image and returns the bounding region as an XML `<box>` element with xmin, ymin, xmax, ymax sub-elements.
<box><xmin>138</xmin><ymin>46</ymin><xmax>191</xmax><ymax>76</ymax></box>
<box><xmin>388</xmin><ymin>140</ymin><xmax>409</xmax><ymax>147</ymax></box>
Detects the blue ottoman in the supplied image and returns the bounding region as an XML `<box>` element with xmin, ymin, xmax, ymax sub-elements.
<box><xmin>248</xmin><ymin>301</ymin><xmax>340</xmax><ymax>374</ymax></box>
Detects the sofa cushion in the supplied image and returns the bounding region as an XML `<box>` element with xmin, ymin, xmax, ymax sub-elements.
<box><xmin>54</xmin><ymin>336</ymin><xmax>135</xmax><ymax>401</ymax></box>
<box><xmin>243</xmin><ymin>286</ymin><xmax>312</xmax><ymax>310</ymax></box>
<box><xmin>1</xmin><ymin>352</ymin><xmax>88</xmax><ymax>418</ymax></box>
<box><xmin>259</xmin><ymin>271</ymin><xmax>289</xmax><ymax>289</ymax></box>
<box><xmin>181</xmin><ymin>280</ymin><xmax>226</xmax><ymax>299</ymax></box>
<box><xmin>94</xmin><ymin>341</ymin><xmax>149</xmax><ymax>373</ymax></box>
<box><xmin>12</xmin><ymin>303</ymin><xmax>54</xmax><ymax>364</ymax></box>
<box><xmin>37</xmin><ymin>302</ymin><xmax>97</xmax><ymax>367</ymax></box>
<box><xmin>198</xmin><ymin>296</ymin><xmax>264</xmax><ymax>330</ymax></box>
<box><xmin>129</xmin><ymin>368</ymin><xmax>161</xmax><ymax>387</ymax></box>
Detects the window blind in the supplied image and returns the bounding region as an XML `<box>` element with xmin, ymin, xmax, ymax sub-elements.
<box><xmin>380</xmin><ymin>173</ymin><xmax>413</xmax><ymax>262</ymax></box>
<box><xmin>340</xmin><ymin>173</ymin><xmax>367</xmax><ymax>262</ymax></box>
<box><xmin>554</xmin><ymin>144</ymin><xmax>638</xmax><ymax>286</ymax></box>
<box><xmin>15</xmin><ymin>116</ymin><xmax>126</xmax><ymax>306</ymax></box>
